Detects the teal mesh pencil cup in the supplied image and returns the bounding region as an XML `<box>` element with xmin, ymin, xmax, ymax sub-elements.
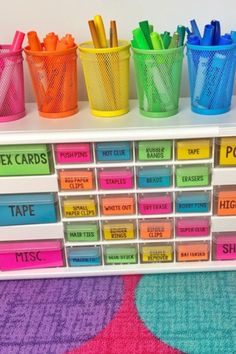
<box><xmin>132</xmin><ymin>46</ymin><xmax>184</xmax><ymax>118</ymax></box>
<box><xmin>187</xmin><ymin>43</ymin><xmax>236</xmax><ymax>115</ymax></box>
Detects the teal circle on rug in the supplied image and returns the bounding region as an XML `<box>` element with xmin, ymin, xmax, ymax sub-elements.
<box><xmin>135</xmin><ymin>272</ymin><xmax>236</xmax><ymax>354</ymax></box>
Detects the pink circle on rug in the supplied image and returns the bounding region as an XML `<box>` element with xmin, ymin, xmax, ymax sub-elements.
<box><xmin>67</xmin><ymin>276</ymin><xmax>183</xmax><ymax>354</ymax></box>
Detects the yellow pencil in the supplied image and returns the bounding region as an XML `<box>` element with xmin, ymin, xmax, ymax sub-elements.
<box><xmin>94</xmin><ymin>15</ymin><xmax>107</xmax><ymax>48</ymax></box>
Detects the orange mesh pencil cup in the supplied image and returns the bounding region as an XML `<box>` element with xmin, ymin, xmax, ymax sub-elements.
<box><xmin>24</xmin><ymin>45</ymin><xmax>78</xmax><ymax>118</ymax></box>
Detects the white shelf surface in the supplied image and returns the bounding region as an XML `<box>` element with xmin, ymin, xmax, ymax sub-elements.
<box><xmin>0</xmin><ymin>222</ymin><xmax>64</xmax><ymax>241</ymax></box>
<box><xmin>0</xmin><ymin>174</ymin><xmax>58</xmax><ymax>194</ymax></box>
<box><xmin>0</xmin><ymin>98</ymin><xmax>236</xmax><ymax>144</ymax></box>
<box><xmin>213</xmin><ymin>168</ymin><xmax>236</xmax><ymax>185</ymax></box>
<box><xmin>212</xmin><ymin>216</ymin><xmax>236</xmax><ymax>232</ymax></box>
<box><xmin>55</xmin><ymin>159</ymin><xmax>214</xmax><ymax>169</ymax></box>
<box><xmin>0</xmin><ymin>261</ymin><xmax>235</xmax><ymax>280</ymax></box>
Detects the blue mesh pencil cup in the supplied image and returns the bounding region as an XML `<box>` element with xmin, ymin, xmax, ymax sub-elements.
<box><xmin>187</xmin><ymin>43</ymin><xmax>236</xmax><ymax>115</ymax></box>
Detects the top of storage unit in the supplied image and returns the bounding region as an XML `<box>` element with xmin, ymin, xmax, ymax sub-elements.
<box><xmin>0</xmin><ymin>98</ymin><xmax>236</xmax><ymax>144</ymax></box>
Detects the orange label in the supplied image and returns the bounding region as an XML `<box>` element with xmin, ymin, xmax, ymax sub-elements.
<box><xmin>217</xmin><ymin>191</ymin><xmax>236</xmax><ymax>216</ymax></box>
<box><xmin>59</xmin><ymin>170</ymin><xmax>94</xmax><ymax>190</ymax></box>
<box><xmin>101</xmin><ymin>196</ymin><xmax>135</xmax><ymax>215</ymax></box>
<box><xmin>177</xmin><ymin>242</ymin><xmax>209</xmax><ymax>262</ymax></box>
<box><xmin>140</xmin><ymin>221</ymin><xmax>172</xmax><ymax>239</ymax></box>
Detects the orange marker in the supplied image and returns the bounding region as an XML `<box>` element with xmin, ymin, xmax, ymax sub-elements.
<box><xmin>65</xmin><ymin>34</ymin><xmax>75</xmax><ymax>48</ymax></box>
<box><xmin>88</xmin><ymin>20</ymin><xmax>100</xmax><ymax>48</ymax></box>
<box><xmin>56</xmin><ymin>34</ymin><xmax>75</xmax><ymax>51</ymax></box>
<box><xmin>27</xmin><ymin>31</ymin><xmax>42</xmax><ymax>51</ymax></box>
<box><xmin>110</xmin><ymin>20</ymin><xmax>118</xmax><ymax>47</ymax></box>
<box><xmin>43</xmin><ymin>32</ymin><xmax>58</xmax><ymax>51</ymax></box>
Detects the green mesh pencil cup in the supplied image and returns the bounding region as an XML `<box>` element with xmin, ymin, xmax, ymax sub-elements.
<box><xmin>132</xmin><ymin>46</ymin><xmax>184</xmax><ymax>118</ymax></box>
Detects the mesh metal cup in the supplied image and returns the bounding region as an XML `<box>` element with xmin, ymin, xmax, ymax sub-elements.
<box><xmin>0</xmin><ymin>45</ymin><xmax>25</xmax><ymax>123</ymax></box>
<box><xmin>187</xmin><ymin>43</ymin><xmax>236</xmax><ymax>115</ymax></box>
<box><xmin>79</xmin><ymin>41</ymin><xmax>130</xmax><ymax>117</ymax></box>
<box><xmin>25</xmin><ymin>46</ymin><xmax>78</xmax><ymax>118</ymax></box>
<box><xmin>132</xmin><ymin>46</ymin><xmax>184</xmax><ymax>118</ymax></box>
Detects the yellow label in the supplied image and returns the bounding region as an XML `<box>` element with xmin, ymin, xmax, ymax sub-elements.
<box><xmin>103</xmin><ymin>223</ymin><xmax>134</xmax><ymax>240</ymax></box>
<box><xmin>63</xmin><ymin>199</ymin><xmax>96</xmax><ymax>218</ymax></box>
<box><xmin>177</xmin><ymin>139</ymin><xmax>211</xmax><ymax>160</ymax></box>
<box><xmin>141</xmin><ymin>245</ymin><xmax>173</xmax><ymax>263</ymax></box>
<box><xmin>219</xmin><ymin>137</ymin><xmax>236</xmax><ymax>165</ymax></box>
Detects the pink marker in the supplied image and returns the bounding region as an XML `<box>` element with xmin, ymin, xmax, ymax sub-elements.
<box><xmin>139</xmin><ymin>195</ymin><xmax>172</xmax><ymax>215</ymax></box>
<box><xmin>214</xmin><ymin>234</ymin><xmax>236</xmax><ymax>260</ymax></box>
<box><xmin>176</xmin><ymin>219</ymin><xmax>210</xmax><ymax>237</ymax></box>
<box><xmin>0</xmin><ymin>240</ymin><xmax>64</xmax><ymax>271</ymax></box>
<box><xmin>99</xmin><ymin>169</ymin><xmax>133</xmax><ymax>189</ymax></box>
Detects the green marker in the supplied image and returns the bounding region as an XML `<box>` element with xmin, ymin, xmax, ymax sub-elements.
<box><xmin>132</xmin><ymin>28</ymin><xmax>150</xmax><ymax>49</ymax></box>
<box><xmin>150</xmin><ymin>32</ymin><xmax>164</xmax><ymax>50</ymax></box>
<box><xmin>161</xmin><ymin>32</ymin><xmax>171</xmax><ymax>49</ymax></box>
<box><xmin>131</xmin><ymin>39</ymin><xmax>138</xmax><ymax>48</ymax></box>
<box><xmin>139</xmin><ymin>20</ymin><xmax>153</xmax><ymax>49</ymax></box>
<box><xmin>168</xmin><ymin>32</ymin><xmax>179</xmax><ymax>48</ymax></box>
<box><xmin>177</xmin><ymin>25</ymin><xmax>186</xmax><ymax>46</ymax></box>
<box><xmin>149</xmin><ymin>24</ymin><xmax>154</xmax><ymax>33</ymax></box>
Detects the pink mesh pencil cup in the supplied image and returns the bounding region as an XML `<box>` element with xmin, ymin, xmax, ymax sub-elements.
<box><xmin>0</xmin><ymin>31</ymin><xmax>25</xmax><ymax>122</ymax></box>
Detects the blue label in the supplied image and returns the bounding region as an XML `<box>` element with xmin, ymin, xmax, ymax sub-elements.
<box><xmin>176</xmin><ymin>194</ymin><xmax>209</xmax><ymax>213</ymax></box>
<box><xmin>96</xmin><ymin>142</ymin><xmax>131</xmax><ymax>162</ymax></box>
<box><xmin>0</xmin><ymin>193</ymin><xmax>57</xmax><ymax>226</ymax></box>
<box><xmin>138</xmin><ymin>167</ymin><xmax>171</xmax><ymax>188</ymax></box>
<box><xmin>68</xmin><ymin>248</ymin><xmax>101</xmax><ymax>266</ymax></box>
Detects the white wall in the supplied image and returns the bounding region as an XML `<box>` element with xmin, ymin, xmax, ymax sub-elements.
<box><xmin>1</xmin><ymin>0</ymin><xmax>235</xmax><ymax>102</ymax></box>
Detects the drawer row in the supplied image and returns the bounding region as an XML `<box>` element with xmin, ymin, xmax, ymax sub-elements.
<box><xmin>1</xmin><ymin>187</ymin><xmax>236</xmax><ymax>225</ymax></box>
<box><xmin>58</xmin><ymin>165</ymin><xmax>211</xmax><ymax>190</ymax></box>
<box><xmin>65</xmin><ymin>218</ymin><xmax>211</xmax><ymax>241</ymax></box>
<box><xmin>67</xmin><ymin>236</ymin><xmax>236</xmax><ymax>266</ymax></box>
<box><xmin>0</xmin><ymin>235</ymin><xmax>235</xmax><ymax>272</ymax></box>
<box><xmin>0</xmin><ymin>137</ymin><xmax>236</xmax><ymax>177</ymax></box>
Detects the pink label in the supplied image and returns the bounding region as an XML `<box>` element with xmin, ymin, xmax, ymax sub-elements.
<box><xmin>0</xmin><ymin>241</ymin><xmax>64</xmax><ymax>271</ymax></box>
<box><xmin>139</xmin><ymin>196</ymin><xmax>172</xmax><ymax>215</ymax></box>
<box><xmin>99</xmin><ymin>170</ymin><xmax>133</xmax><ymax>189</ymax></box>
<box><xmin>176</xmin><ymin>219</ymin><xmax>209</xmax><ymax>237</ymax></box>
<box><xmin>56</xmin><ymin>143</ymin><xmax>92</xmax><ymax>164</ymax></box>
<box><xmin>215</xmin><ymin>235</ymin><xmax>236</xmax><ymax>260</ymax></box>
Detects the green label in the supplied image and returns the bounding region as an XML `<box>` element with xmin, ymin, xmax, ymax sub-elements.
<box><xmin>105</xmin><ymin>247</ymin><xmax>137</xmax><ymax>264</ymax></box>
<box><xmin>0</xmin><ymin>144</ymin><xmax>50</xmax><ymax>176</ymax></box>
<box><xmin>66</xmin><ymin>224</ymin><xmax>99</xmax><ymax>242</ymax></box>
<box><xmin>176</xmin><ymin>166</ymin><xmax>210</xmax><ymax>187</ymax></box>
<box><xmin>138</xmin><ymin>140</ymin><xmax>172</xmax><ymax>161</ymax></box>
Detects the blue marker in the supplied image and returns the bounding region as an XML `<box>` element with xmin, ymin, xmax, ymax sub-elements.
<box><xmin>231</xmin><ymin>31</ymin><xmax>236</xmax><ymax>43</ymax></box>
<box><xmin>200</xmin><ymin>24</ymin><xmax>214</xmax><ymax>46</ymax></box>
<box><xmin>186</xmin><ymin>27</ymin><xmax>192</xmax><ymax>37</ymax></box>
<box><xmin>190</xmin><ymin>19</ymin><xmax>202</xmax><ymax>40</ymax></box>
<box><xmin>188</xmin><ymin>34</ymin><xmax>200</xmax><ymax>45</ymax></box>
<box><xmin>211</xmin><ymin>20</ymin><xmax>221</xmax><ymax>45</ymax></box>
<box><xmin>218</xmin><ymin>34</ymin><xmax>233</xmax><ymax>45</ymax></box>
